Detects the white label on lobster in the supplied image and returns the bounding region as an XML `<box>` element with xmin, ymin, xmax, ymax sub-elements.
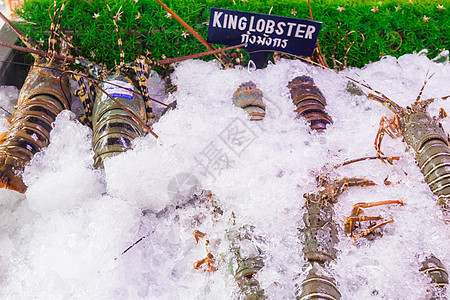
<box><xmin>101</xmin><ymin>80</ymin><xmax>134</xmax><ymax>100</ymax></box>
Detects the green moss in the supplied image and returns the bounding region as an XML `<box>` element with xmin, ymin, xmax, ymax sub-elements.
<box><xmin>14</xmin><ymin>0</ymin><xmax>449</xmax><ymax>69</ymax></box>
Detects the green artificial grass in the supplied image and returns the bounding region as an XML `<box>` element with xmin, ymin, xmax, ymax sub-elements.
<box><xmin>13</xmin><ymin>0</ymin><xmax>450</xmax><ymax>70</ymax></box>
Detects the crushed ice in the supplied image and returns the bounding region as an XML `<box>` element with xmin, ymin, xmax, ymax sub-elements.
<box><xmin>0</xmin><ymin>53</ymin><xmax>449</xmax><ymax>299</ymax></box>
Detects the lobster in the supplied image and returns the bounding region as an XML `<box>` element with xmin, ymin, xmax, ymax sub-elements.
<box><xmin>368</xmin><ymin>74</ymin><xmax>450</xmax><ymax>219</ymax></box>
<box><xmin>0</xmin><ymin>5</ymin><xmax>71</xmax><ymax>193</ymax></box>
<box><xmin>68</xmin><ymin>1</ymin><xmax>164</xmax><ymax>169</ymax></box>
<box><xmin>191</xmin><ymin>191</ymin><xmax>265</xmax><ymax>299</ymax></box>
<box><xmin>73</xmin><ymin>1</ymin><xmax>239</xmax><ymax>169</ymax></box>
<box><xmin>227</xmin><ymin>224</ymin><xmax>265</xmax><ymax>299</ymax></box>
<box><xmin>83</xmin><ymin>57</ymin><xmax>157</xmax><ymax>169</ymax></box>
<box><xmin>288</xmin><ymin>76</ymin><xmax>333</xmax><ymax>132</ymax></box>
<box><xmin>297</xmin><ymin>176</ymin><xmax>375</xmax><ymax>300</ymax></box>
<box><xmin>232</xmin><ymin>81</ymin><xmax>266</xmax><ymax>121</ymax></box>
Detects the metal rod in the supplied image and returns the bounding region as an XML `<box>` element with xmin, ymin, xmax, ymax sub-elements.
<box><xmin>157</xmin><ymin>44</ymin><xmax>245</xmax><ymax>64</ymax></box>
<box><xmin>154</xmin><ymin>0</ymin><xmax>233</xmax><ymax>67</ymax></box>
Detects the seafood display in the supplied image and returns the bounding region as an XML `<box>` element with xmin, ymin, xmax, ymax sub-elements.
<box><xmin>0</xmin><ymin>1</ymin><xmax>448</xmax><ymax>299</ymax></box>
<box><xmin>0</xmin><ymin>7</ymin><xmax>71</xmax><ymax>193</ymax></box>
<box><xmin>288</xmin><ymin>76</ymin><xmax>333</xmax><ymax>131</ymax></box>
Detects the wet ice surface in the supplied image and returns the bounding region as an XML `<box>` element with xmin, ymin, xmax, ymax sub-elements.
<box><xmin>0</xmin><ymin>52</ymin><xmax>449</xmax><ymax>299</ymax></box>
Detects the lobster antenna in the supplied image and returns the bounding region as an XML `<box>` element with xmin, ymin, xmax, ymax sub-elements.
<box><xmin>48</xmin><ymin>1</ymin><xmax>66</xmax><ymax>59</ymax></box>
<box><xmin>0</xmin><ymin>105</ymin><xmax>12</xmax><ymax>116</ymax></box>
<box><xmin>103</xmin><ymin>0</ymin><xmax>127</xmax><ymax>68</ymax></box>
<box><xmin>0</xmin><ymin>40</ymin><xmax>240</xmax><ymax>71</ymax></box>
<box><xmin>115</xmin><ymin>234</ymin><xmax>149</xmax><ymax>259</ymax></box>
<box><xmin>338</xmin><ymin>156</ymin><xmax>400</xmax><ymax>167</ymax></box>
<box><xmin>415</xmin><ymin>70</ymin><xmax>436</xmax><ymax>103</ymax></box>
<box><xmin>20</xmin><ymin>18</ymin><xmax>81</xmax><ymax>56</ymax></box>
<box><xmin>294</xmin><ymin>54</ymin><xmax>397</xmax><ymax>103</ymax></box>
<box><xmin>306</xmin><ymin>0</ymin><xmax>327</xmax><ymax>67</ymax></box>
<box><xmin>0</xmin><ymin>11</ymin><xmax>39</xmax><ymax>51</ymax></box>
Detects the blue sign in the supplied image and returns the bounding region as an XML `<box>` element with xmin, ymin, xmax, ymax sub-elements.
<box><xmin>207</xmin><ymin>8</ymin><xmax>322</xmax><ymax>68</ymax></box>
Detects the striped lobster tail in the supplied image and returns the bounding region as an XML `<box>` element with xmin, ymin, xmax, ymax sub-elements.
<box><xmin>92</xmin><ymin>72</ymin><xmax>147</xmax><ymax>169</ymax></box>
<box><xmin>417</xmin><ymin>139</ymin><xmax>450</xmax><ymax>217</ymax></box>
<box><xmin>0</xmin><ymin>61</ymin><xmax>71</xmax><ymax>192</ymax></box>
<box><xmin>400</xmin><ymin>111</ymin><xmax>450</xmax><ymax>219</ymax></box>
<box><xmin>232</xmin><ymin>81</ymin><xmax>266</xmax><ymax>121</ymax></box>
<box><xmin>420</xmin><ymin>254</ymin><xmax>448</xmax><ymax>298</ymax></box>
<box><xmin>288</xmin><ymin>76</ymin><xmax>333</xmax><ymax>132</ymax></box>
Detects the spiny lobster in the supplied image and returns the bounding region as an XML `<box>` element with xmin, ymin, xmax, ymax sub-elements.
<box><xmin>192</xmin><ymin>191</ymin><xmax>265</xmax><ymax>299</ymax></box>
<box><xmin>298</xmin><ymin>176</ymin><xmax>376</xmax><ymax>300</ymax></box>
<box><xmin>0</xmin><ymin>4</ymin><xmax>71</xmax><ymax>193</ymax></box>
<box><xmin>72</xmin><ymin>1</ymin><xmax>240</xmax><ymax>169</ymax></box>
<box><xmin>68</xmin><ymin>1</ymin><xmax>159</xmax><ymax>169</ymax></box>
<box><xmin>366</xmin><ymin>73</ymin><xmax>450</xmax><ymax>219</ymax></box>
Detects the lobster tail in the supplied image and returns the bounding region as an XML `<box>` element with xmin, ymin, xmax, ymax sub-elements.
<box><xmin>0</xmin><ymin>62</ymin><xmax>71</xmax><ymax>193</ymax></box>
<box><xmin>92</xmin><ymin>112</ymin><xmax>145</xmax><ymax>169</ymax></box>
<box><xmin>420</xmin><ymin>254</ymin><xmax>448</xmax><ymax>298</ymax></box>
<box><xmin>288</xmin><ymin>76</ymin><xmax>333</xmax><ymax>132</ymax></box>
<box><xmin>297</xmin><ymin>264</ymin><xmax>341</xmax><ymax>300</ymax></box>
<box><xmin>92</xmin><ymin>72</ymin><xmax>147</xmax><ymax>169</ymax></box>
<box><xmin>410</xmin><ymin>113</ymin><xmax>450</xmax><ymax>216</ymax></box>
<box><xmin>232</xmin><ymin>81</ymin><xmax>266</xmax><ymax>121</ymax></box>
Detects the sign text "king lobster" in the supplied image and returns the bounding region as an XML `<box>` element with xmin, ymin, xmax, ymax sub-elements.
<box><xmin>207</xmin><ymin>8</ymin><xmax>322</xmax><ymax>58</ymax></box>
<box><xmin>212</xmin><ymin>11</ymin><xmax>316</xmax><ymax>39</ymax></box>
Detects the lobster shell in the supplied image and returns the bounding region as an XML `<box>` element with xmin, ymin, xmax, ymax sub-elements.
<box><xmin>288</xmin><ymin>76</ymin><xmax>333</xmax><ymax>131</ymax></box>
<box><xmin>92</xmin><ymin>71</ymin><xmax>146</xmax><ymax>169</ymax></box>
<box><xmin>232</xmin><ymin>81</ymin><xmax>266</xmax><ymax>121</ymax></box>
<box><xmin>0</xmin><ymin>60</ymin><xmax>71</xmax><ymax>193</ymax></box>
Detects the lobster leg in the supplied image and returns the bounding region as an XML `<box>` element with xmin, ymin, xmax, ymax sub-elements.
<box><xmin>375</xmin><ymin>115</ymin><xmax>401</xmax><ymax>156</ymax></box>
<box><xmin>131</xmin><ymin>56</ymin><xmax>161</xmax><ymax>123</ymax></box>
<box><xmin>73</xmin><ymin>71</ymin><xmax>94</xmax><ymax>127</ymax></box>
<box><xmin>193</xmin><ymin>229</ymin><xmax>207</xmax><ymax>243</ymax></box>
<box><xmin>324</xmin><ymin>177</ymin><xmax>376</xmax><ymax>202</ymax></box>
<box><xmin>351</xmin><ymin>218</ymin><xmax>394</xmax><ymax>241</ymax></box>
<box><xmin>344</xmin><ymin>215</ymin><xmax>383</xmax><ymax>236</ymax></box>
<box><xmin>193</xmin><ymin>253</ymin><xmax>216</xmax><ymax>273</ymax></box>
<box><xmin>439</xmin><ymin>108</ymin><xmax>447</xmax><ymax>120</ymax></box>
<box><xmin>344</xmin><ymin>200</ymin><xmax>403</xmax><ymax>238</ymax></box>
